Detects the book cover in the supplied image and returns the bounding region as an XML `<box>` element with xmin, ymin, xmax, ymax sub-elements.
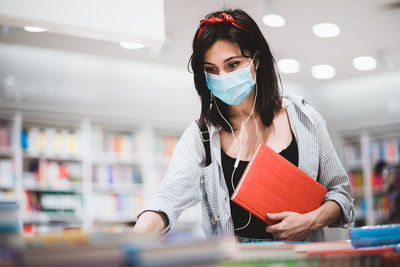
<box><xmin>231</xmin><ymin>143</ymin><xmax>328</xmax><ymax>225</ymax></box>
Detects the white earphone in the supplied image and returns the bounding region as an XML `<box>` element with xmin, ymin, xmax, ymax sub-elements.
<box><xmin>214</xmin><ymin>61</ymin><xmax>258</xmax><ymax>231</ymax></box>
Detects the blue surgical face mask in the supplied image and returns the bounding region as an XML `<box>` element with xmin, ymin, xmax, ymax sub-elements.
<box><xmin>205</xmin><ymin>60</ymin><xmax>256</xmax><ymax>105</ymax></box>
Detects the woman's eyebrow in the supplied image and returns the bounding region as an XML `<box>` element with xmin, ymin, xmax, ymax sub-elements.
<box><xmin>203</xmin><ymin>56</ymin><xmax>245</xmax><ymax>65</ymax></box>
<box><xmin>223</xmin><ymin>56</ymin><xmax>245</xmax><ymax>63</ymax></box>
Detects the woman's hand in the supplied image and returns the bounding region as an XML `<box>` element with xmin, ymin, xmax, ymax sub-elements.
<box><xmin>265</xmin><ymin>211</ymin><xmax>316</xmax><ymax>241</ymax></box>
<box><xmin>265</xmin><ymin>200</ymin><xmax>342</xmax><ymax>241</ymax></box>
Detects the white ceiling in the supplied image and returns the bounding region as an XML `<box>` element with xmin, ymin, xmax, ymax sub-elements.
<box><xmin>0</xmin><ymin>0</ymin><xmax>400</xmax><ymax>87</ymax></box>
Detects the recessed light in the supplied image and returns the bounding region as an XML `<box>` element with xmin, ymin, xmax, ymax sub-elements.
<box><xmin>262</xmin><ymin>14</ymin><xmax>286</xmax><ymax>27</ymax></box>
<box><xmin>353</xmin><ymin>56</ymin><xmax>377</xmax><ymax>71</ymax></box>
<box><xmin>278</xmin><ymin>59</ymin><xmax>300</xmax><ymax>74</ymax></box>
<box><xmin>24</xmin><ymin>26</ymin><xmax>47</xmax><ymax>33</ymax></box>
<box><xmin>311</xmin><ymin>64</ymin><xmax>336</xmax><ymax>79</ymax></box>
<box><xmin>312</xmin><ymin>23</ymin><xmax>340</xmax><ymax>38</ymax></box>
<box><xmin>119</xmin><ymin>42</ymin><xmax>145</xmax><ymax>49</ymax></box>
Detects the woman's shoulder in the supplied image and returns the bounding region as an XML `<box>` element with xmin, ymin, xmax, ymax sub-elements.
<box><xmin>283</xmin><ymin>94</ymin><xmax>327</xmax><ymax>129</ymax></box>
<box><xmin>180</xmin><ymin>121</ymin><xmax>202</xmax><ymax>141</ymax></box>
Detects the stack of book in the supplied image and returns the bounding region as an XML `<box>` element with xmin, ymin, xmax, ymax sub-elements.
<box><xmin>23</xmin><ymin>159</ymin><xmax>82</xmax><ymax>190</ymax></box>
<box><xmin>370</xmin><ymin>139</ymin><xmax>400</xmax><ymax>166</ymax></box>
<box><xmin>0</xmin><ymin>159</ymin><xmax>14</xmax><ymax>189</ymax></box>
<box><xmin>22</xmin><ymin>127</ymin><xmax>81</xmax><ymax>157</ymax></box>
<box><xmin>25</xmin><ymin>191</ymin><xmax>82</xmax><ymax>215</ymax></box>
<box><xmin>0</xmin><ymin>125</ymin><xmax>10</xmax><ymax>149</ymax></box>
<box><xmin>342</xmin><ymin>142</ymin><xmax>362</xmax><ymax>168</ymax></box>
<box><xmin>92</xmin><ymin>128</ymin><xmax>137</xmax><ymax>160</ymax></box>
<box><xmin>93</xmin><ymin>165</ymin><xmax>142</xmax><ymax>187</ymax></box>
<box><xmin>155</xmin><ymin>134</ymin><xmax>179</xmax><ymax>158</ymax></box>
<box><xmin>0</xmin><ymin>195</ymin><xmax>21</xmax><ymax>250</ymax></box>
<box><xmin>348</xmin><ymin>170</ymin><xmax>363</xmax><ymax>193</ymax></box>
<box><xmin>92</xmin><ymin>193</ymin><xmax>144</xmax><ymax>222</ymax></box>
<box><xmin>0</xmin><ymin>197</ymin><xmax>20</xmax><ymax>233</ymax></box>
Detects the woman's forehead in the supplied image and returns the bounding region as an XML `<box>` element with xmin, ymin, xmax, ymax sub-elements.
<box><xmin>203</xmin><ymin>40</ymin><xmax>243</xmax><ymax>63</ymax></box>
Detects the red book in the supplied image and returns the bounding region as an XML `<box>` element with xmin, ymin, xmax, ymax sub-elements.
<box><xmin>231</xmin><ymin>143</ymin><xmax>328</xmax><ymax>225</ymax></box>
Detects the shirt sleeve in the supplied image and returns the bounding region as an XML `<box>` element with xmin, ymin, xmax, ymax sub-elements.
<box><xmin>305</xmin><ymin>101</ymin><xmax>355</xmax><ymax>228</ymax></box>
<box><xmin>136</xmin><ymin>121</ymin><xmax>205</xmax><ymax>232</ymax></box>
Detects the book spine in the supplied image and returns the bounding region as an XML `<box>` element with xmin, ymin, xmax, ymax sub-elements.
<box><xmin>231</xmin><ymin>143</ymin><xmax>262</xmax><ymax>199</ymax></box>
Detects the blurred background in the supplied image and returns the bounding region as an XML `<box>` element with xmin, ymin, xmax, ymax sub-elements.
<box><xmin>0</xmin><ymin>0</ymin><xmax>399</xmax><ymax>240</ymax></box>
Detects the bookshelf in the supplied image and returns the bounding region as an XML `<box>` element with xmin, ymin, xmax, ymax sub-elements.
<box><xmin>339</xmin><ymin>125</ymin><xmax>400</xmax><ymax>226</ymax></box>
<box><xmin>90</xmin><ymin>123</ymin><xmax>144</xmax><ymax>231</ymax></box>
<box><xmin>0</xmin><ymin>117</ymin><xmax>15</xmax><ymax>193</ymax></box>
<box><xmin>20</xmin><ymin>120</ymin><xmax>85</xmax><ymax>234</ymax></box>
<box><xmin>0</xmin><ymin>110</ymin><xmax>194</xmax><ymax>234</ymax></box>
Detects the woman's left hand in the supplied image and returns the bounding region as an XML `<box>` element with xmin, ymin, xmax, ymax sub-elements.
<box><xmin>265</xmin><ymin>211</ymin><xmax>316</xmax><ymax>241</ymax></box>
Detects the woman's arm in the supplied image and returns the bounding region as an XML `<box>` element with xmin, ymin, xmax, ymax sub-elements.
<box><xmin>133</xmin><ymin>211</ymin><xmax>168</xmax><ymax>234</ymax></box>
<box><xmin>133</xmin><ymin>122</ymin><xmax>205</xmax><ymax>233</ymax></box>
<box><xmin>265</xmin><ymin>98</ymin><xmax>354</xmax><ymax>241</ymax></box>
<box><xmin>265</xmin><ymin>200</ymin><xmax>341</xmax><ymax>241</ymax></box>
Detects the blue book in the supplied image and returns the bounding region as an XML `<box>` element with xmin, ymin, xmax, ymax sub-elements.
<box><xmin>350</xmin><ymin>224</ymin><xmax>400</xmax><ymax>248</ymax></box>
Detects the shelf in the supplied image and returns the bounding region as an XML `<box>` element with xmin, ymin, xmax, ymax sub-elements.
<box><xmin>0</xmin><ymin>183</ymin><xmax>15</xmax><ymax>191</ymax></box>
<box><xmin>92</xmin><ymin>183</ymin><xmax>143</xmax><ymax>194</ymax></box>
<box><xmin>0</xmin><ymin>194</ymin><xmax>18</xmax><ymax>202</ymax></box>
<box><xmin>0</xmin><ymin>147</ymin><xmax>13</xmax><ymax>157</ymax></box>
<box><xmin>22</xmin><ymin>212</ymin><xmax>82</xmax><ymax>223</ymax></box>
<box><xmin>92</xmin><ymin>156</ymin><xmax>141</xmax><ymax>166</ymax></box>
<box><xmin>340</xmin><ymin>129</ymin><xmax>400</xmax><ymax>226</ymax></box>
<box><xmin>23</xmin><ymin>152</ymin><xmax>82</xmax><ymax>162</ymax></box>
<box><xmin>344</xmin><ymin>162</ymin><xmax>362</xmax><ymax>171</ymax></box>
<box><xmin>24</xmin><ymin>183</ymin><xmax>83</xmax><ymax>193</ymax></box>
<box><xmin>93</xmin><ymin>216</ymin><xmax>136</xmax><ymax>224</ymax></box>
<box><xmin>1</xmin><ymin>112</ymin><xmax>189</xmax><ymax>233</ymax></box>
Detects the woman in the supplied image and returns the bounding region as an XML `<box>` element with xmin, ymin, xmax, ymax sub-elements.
<box><xmin>134</xmin><ymin>9</ymin><xmax>354</xmax><ymax>242</ymax></box>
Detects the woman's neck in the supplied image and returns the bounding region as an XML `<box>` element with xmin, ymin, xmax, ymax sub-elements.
<box><xmin>228</xmin><ymin>88</ymin><xmax>256</xmax><ymax>120</ymax></box>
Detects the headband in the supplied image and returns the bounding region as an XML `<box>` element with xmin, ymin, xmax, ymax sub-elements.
<box><xmin>197</xmin><ymin>13</ymin><xmax>247</xmax><ymax>38</ymax></box>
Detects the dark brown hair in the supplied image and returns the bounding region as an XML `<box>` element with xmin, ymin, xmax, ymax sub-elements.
<box><xmin>188</xmin><ymin>9</ymin><xmax>282</xmax><ymax>131</ymax></box>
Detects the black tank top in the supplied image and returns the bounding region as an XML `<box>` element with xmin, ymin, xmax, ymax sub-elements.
<box><xmin>221</xmin><ymin>137</ymin><xmax>299</xmax><ymax>239</ymax></box>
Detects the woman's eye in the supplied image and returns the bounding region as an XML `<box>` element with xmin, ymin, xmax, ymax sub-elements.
<box><xmin>228</xmin><ymin>62</ymin><xmax>240</xmax><ymax>69</ymax></box>
<box><xmin>204</xmin><ymin>66</ymin><xmax>216</xmax><ymax>73</ymax></box>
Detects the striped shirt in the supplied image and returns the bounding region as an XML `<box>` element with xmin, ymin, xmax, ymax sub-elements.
<box><xmin>138</xmin><ymin>94</ymin><xmax>355</xmax><ymax>241</ymax></box>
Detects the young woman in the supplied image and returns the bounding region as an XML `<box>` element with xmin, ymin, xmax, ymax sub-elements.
<box><xmin>133</xmin><ymin>9</ymin><xmax>354</xmax><ymax>242</ymax></box>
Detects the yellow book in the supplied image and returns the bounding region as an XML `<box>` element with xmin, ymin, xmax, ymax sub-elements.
<box><xmin>54</xmin><ymin>132</ymin><xmax>61</xmax><ymax>155</ymax></box>
<box><xmin>68</xmin><ymin>132</ymin><xmax>76</xmax><ymax>154</ymax></box>
<box><xmin>38</xmin><ymin>130</ymin><xmax>45</xmax><ymax>152</ymax></box>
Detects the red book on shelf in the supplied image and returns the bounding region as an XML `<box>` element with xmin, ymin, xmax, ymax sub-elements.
<box><xmin>231</xmin><ymin>143</ymin><xmax>328</xmax><ymax>225</ymax></box>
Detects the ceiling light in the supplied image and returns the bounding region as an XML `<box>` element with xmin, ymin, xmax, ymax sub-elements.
<box><xmin>352</xmin><ymin>56</ymin><xmax>377</xmax><ymax>71</ymax></box>
<box><xmin>262</xmin><ymin>14</ymin><xmax>285</xmax><ymax>27</ymax></box>
<box><xmin>119</xmin><ymin>41</ymin><xmax>145</xmax><ymax>49</ymax></box>
<box><xmin>312</xmin><ymin>23</ymin><xmax>340</xmax><ymax>38</ymax></box>
<box><xmin>311</xmin><ymin>64</ymin><xmax>336</xmax><ymax>79</ymax></box>
<box><xmin>278</xmin><ymin>59</ymin><xmax>300</xmax><ymax>74</ymax></box>
<box><xmin>24</xmin><ymin>26</ymin><xmax>47</xmax><ymax>33</ymax></box>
